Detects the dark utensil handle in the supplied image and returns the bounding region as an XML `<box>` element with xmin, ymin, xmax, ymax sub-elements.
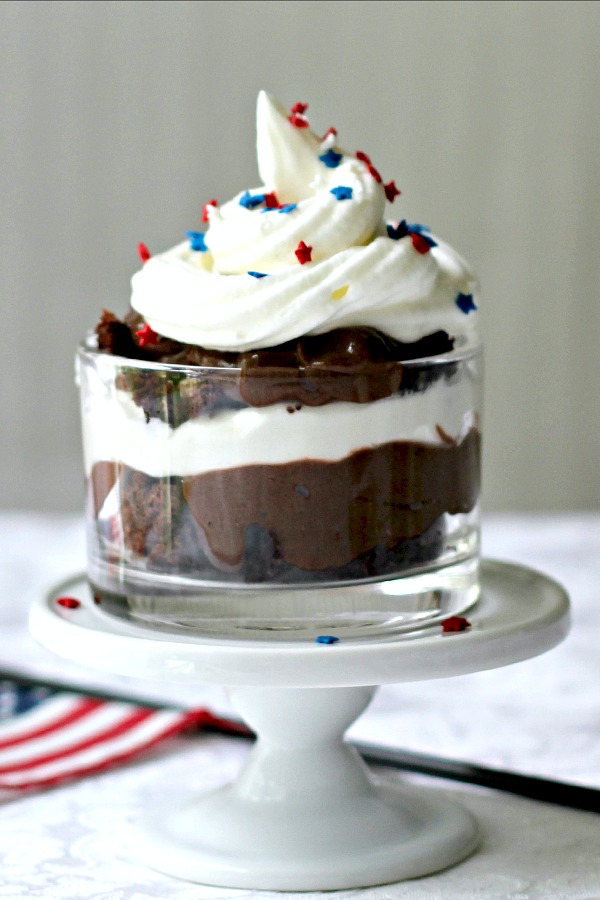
<box><xmin>354</xmin><ymin>742</ymin><xmax>600</xmax><ymax>814</ymax></box>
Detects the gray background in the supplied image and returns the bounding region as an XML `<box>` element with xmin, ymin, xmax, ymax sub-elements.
<box><xmin>1</xmin><ymin>0</ymin><xmax>598</xmax><ymax>512</ymax></box>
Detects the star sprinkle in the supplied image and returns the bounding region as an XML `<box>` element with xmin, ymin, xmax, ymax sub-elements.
<box><xmin>331</xmin><ymin>285</ymin><xmax>349</xmax><ymax>300</ymax></box>
<box><xmin>289</xmin><ymin>113</ymin><xmax>309</xmax><ymax>128</ymax></box>
<box><xmin>248</xmin><ymin>271</ymin><xmax>268</xmax><ymax>278</ymax></box>
<box><xmin>455</xmin><ymin>292</ymin><xmax>477</xmax><ymax>314</ymax></box>
<box><xmin>295</xmin><ymin>241</ymin><xmax>312</xmax><ymax>264</ymax></box>
<box><xmin>261</xmin><ymin>192</ymin><xmax>285</xmax><ymax>213</ymax></box>
<box><xmin>355</xmin><ymin>151</ymin><xmax>382</xmax><ymax>183</ymax></box>
<box><xmin>408</xmin><ymin>224</ymin><xmax>437</xmax><ymax>249</ymax></box>
<box><xmin>289</xmin><ymin>102</ymin><xmax>309</xmax><ymax>128</ymax></box>
<box><xmin>386</xmin><ymin>220</ymin><xmax>437</xmax><ymax>252</ymax></box>
<box><xmin>411</xmin><ymin>233</ymin><xmax>434</xmax><ymax>254</ymax></box>
<box><xmin>384</xmin><ymin>180</ymin><xmax>401</xmax><ymax>202</ymax></box>
<box><xmin>56</xmin><ymin>597</ymin><xmax>81</xmax><ymax>610</ymax></box>
<box><xmin>264</xmin><ymin>191</ymin><xmax>280</xmax><ymax>209</ymax></box>
<box><xmin>137</xmin><ymin>243</ymin><xmax>151</xmax><ymax>264</ymax></box>
<box><xmin>315</xmin><ymin>635</ymin><xmax>339</xmax><ymax>645</ymax></box>
<box><xmin>319</xmin><ymin>148</ymin><xmax>343</xmax><ymax>168</ymax></box>
<box><xmin>202</xmin><ymin>198</ymin><xmax>218</xmax><ymax>222</ymax></box>
<box><xmin>409</xmin><ymin>223</ymin><xmax>432</xmax><ymax>235</ymax></box>
<box><xmin>367</xmin><ymin>163</ymin><xmax>382</xmax><ymax>183</ymax></box>
<box><xmin>239</xmin><ymin>191</ymin><xmax>265</xmax><ymax>209</ymax></box>
<box><xmin>278</xmin><ymin>204</ymin><xmax>297</xmax><ymax>214</ymax></box>
<box><xmin>320</xmin><ymin>127</ymin><xmax>338</xmax><ymax>142</ymax></box>
<box><xmin>441</xmin><ymin>616</ymin><xmax>471</xmax><ymax>633</ymax></box>
<box><xmin>187</xmin><ymin>230</ymin><xmax>208</xmax><ymax>252</ymax></box>
<box><xmin>136</xmin><ymin>323</ymin><xmax>159</xmax><ymax>347</ymax></box>
<box><xmin>330</xmin><ymin>185</ymin><xmax>353</xmax><ymax>201</ymax></box>
<box><xmin>386</xmin><ymin>220</ymin><xmax>410</xmax><ymax>240</ymax></box>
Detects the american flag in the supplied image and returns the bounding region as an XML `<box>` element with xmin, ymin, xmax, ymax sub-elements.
<box><xmin>0</xmin><ymin>681</ymin><xmax>247</xmax><ymax>792</ymax></box>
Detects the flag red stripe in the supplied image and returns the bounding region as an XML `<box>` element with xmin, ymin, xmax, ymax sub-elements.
<box><xmin>190</xmin><ymin>708</ymin><xmax>252</xmax><ymax>736</ymax></box>
<box><xmin>0</xmin><ymin>709</ymin><xmax>205</xmax><ymax>790</ymax></box>
<box><xmin>0</xmin><ymin>697</ymin><xmax>105</xmax><ymax>750</ymax></box>
<box><xmin>0</xmin><ymin>706</ymin><xmax>156</xmax><ymax>774</ymax></box>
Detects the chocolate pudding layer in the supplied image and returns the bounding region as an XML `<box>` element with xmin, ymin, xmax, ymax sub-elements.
<box><xmin>89</xmin><ymin>428</ymin><xmax>479</xmax><ymax>585</ymax></box>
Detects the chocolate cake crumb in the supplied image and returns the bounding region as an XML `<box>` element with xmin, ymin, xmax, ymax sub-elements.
<box><xmin>93</xmin><ymin>309</ymin><xmax>456</xmax><ymax>422</ymax></box>
<box><xmin>96</xmin><ymin>309</ymin><xmax>140</xmax><ymax>359</ymax></box>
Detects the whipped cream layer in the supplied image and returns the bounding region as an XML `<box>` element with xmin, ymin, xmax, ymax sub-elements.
<box><xmin>131</xmin><ymin>92</ymin><xmax>479</xmax><ymax>352</ymax></box>
<box><xmin>82</xmin><ymin>374</ymin><xmax>477</xmax><ymax>479</ymax></box>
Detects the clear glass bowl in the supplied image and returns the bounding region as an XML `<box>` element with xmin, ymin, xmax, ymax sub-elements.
<box><xmin>77</xmin><ymin>335</ymin><xmax>482</xmax><ymax>637</ymax></box>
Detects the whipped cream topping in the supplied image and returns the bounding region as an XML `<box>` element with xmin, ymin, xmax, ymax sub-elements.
<box><xmin>131</xmin><ymin>92</ymin><xmax>479</xmax><ymax>352</ymax></box>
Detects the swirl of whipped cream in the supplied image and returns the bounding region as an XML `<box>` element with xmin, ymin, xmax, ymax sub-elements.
<box><xmin>131</xmin><ymin>91</ymin><xmax>479</xmax><ymax>351</ymax></box>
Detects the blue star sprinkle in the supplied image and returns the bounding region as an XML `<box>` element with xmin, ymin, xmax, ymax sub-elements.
<box><xmin>455</xmin><ymin>292</ymin><xmax>477</xmax><ymax>314</ymax></box>
<box><xmin>386</xmin><ymin>220</ymin><xmax>437</xmax><ymax>248</ymax></box>
<box><xmin>386</xmin><ymin>220</ymin><xmax>410</xmax><ymax>241</ymax></box>
<box><xmin>239</xmin><ymin>191</ymin><xmax>265</xmax><ymax>209</ymax></box>
<box><xmin>319</xmin><ymin>148</ymin><xmax>343</xmax><ymax>168</ymax></box>
<box><xmin>407</xmin><ymin>222</ymin><xmax>431</xmax><ymax>235</ymax></box>
<box><xmin>187</xmin><ymin>231</ymin><xmax>208</xmax><ymax>252</ymax></box>
<box><xmin>330</xmin><ymin>186</ymin><xmax>353</xmax><ymax>201</ymax></box>
<box><xmin>315</xmin><ymin>635</ymin><xmax>340</xmax><ymax>645</ymax></box>
<box><xmin>407</xmin><ymin>223</ymin><xmax>437</xmax><ymax>247</ymax></box>
<box><xmin>278</xmin><ymin>204</ymin><xmax>298</xmax><ymax>214</ymax></box>
<box><xmin>248</xmin><ymin>271</ymin><xmax>268</xmax><ymax>278</ymax></box>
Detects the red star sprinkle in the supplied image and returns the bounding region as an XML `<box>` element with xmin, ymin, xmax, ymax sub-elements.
<box><xmin>356</xmin><ymin>152</ymin><xmax>382</xmax><ymax>183</ymax></box>
<box><xmin>136</xmin><ymin>323</ymin><xmax>159</xmax><ymax>347</ymax></box>
<box><xmin>320</xmin><ymin>127</ymin><xmax>338</xmax><ymax>141</ymax></box>
<box><xmin>411</xmin><ymin>233</ymin><xmax>433</xmax><ymax>254</ymax></box>
<box><xmin>384</xmin><ymin>180</ymin><xmax>401</xmax><ymax>202</ymax></box>
<box><xmin>137</xmin><ymin>243</ymin><xmax>151</xmax><ymax>264</ymax></box>
<box><xmin>264</xmin><ymin>191</ymin><xmax>281</xmax><ymax>209</ymax></box>
<box><xmin>202</xmin><ymin>198</ymin><xmax>218</xmax><ymax>222</ymax></box>
<box><xmin>367</xmin><ymin>163</ymin><xmax>382</xmax><ymax>183</ymax></box>
<box><xmin>57</xmin><ymin>596</ymin><xmax>81</xmax><ymax>609</ymax></box>
<box><xmin>289</xmin><ymin>113</ymin><xmax>309</xmax><ymax>128</ymax></box>
<box><xmin>289</xmin><ymin>102</ymin><xmax>309</xmax><ymax>128</ymax></box>
<box><xmin>295</xmin><ymin>240</ymin><xmax>313</xmax><ymax>264</ymax></box>
<box><xmin>442</xmin><ymin>616</ymin><xmax>471</xmax><ymax>633</ymax></box>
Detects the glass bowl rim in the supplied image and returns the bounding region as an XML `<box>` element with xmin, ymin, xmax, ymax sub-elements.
<box><xmin>78</xmin><ymin>331</ymin><xmax>482</xmax><ymax>377</ymax></box>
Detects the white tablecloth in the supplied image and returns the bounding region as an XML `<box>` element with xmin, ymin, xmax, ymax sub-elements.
<box><xmin>0</xmin><ymin>511</ymin><xmax>599</xmax><ymax>898</ymax></box>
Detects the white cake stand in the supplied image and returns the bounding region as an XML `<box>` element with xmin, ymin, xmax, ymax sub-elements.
<box><xmin>30</xmin><ymin>559</ymin><xmax>569</xmax><ymax>891</ymax></box>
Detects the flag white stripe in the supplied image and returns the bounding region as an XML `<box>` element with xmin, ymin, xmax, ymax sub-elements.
<box><xmin>0</xmin><ymin>709</ymin><xmax>186</xmax><ymax>786</ymax></box>
<box><xmin>0</xmin><ymin>701</ymin><xmax>146</xmax><ymax>766</ymax></box>
<box><xmin>0</xmin><ymin>695</ymin><xmax>88</xmax><ymax>741</ymax></box>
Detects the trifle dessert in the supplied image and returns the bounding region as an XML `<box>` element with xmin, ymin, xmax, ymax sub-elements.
<box><xmin>78</xmin><ymin>92</ymin><xmax>481</xmax><ymax>632</ymax></box>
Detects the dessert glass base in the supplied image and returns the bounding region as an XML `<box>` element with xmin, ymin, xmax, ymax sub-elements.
<box><xmin>30</xmin><ymin>561</ymin><xmax>570</xmax><ymax>890</ymax></box>
<box><xmin>90</xmin><ymin>554</ymin><xmax>480</xmax><ymax>640</ymax></box>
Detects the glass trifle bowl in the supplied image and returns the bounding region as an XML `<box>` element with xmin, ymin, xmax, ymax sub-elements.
<box><xmin>77</xmin><ymin>329</ymin><xmax>482</xmax><ymax>638</ymax></box>
<box><xmin>78</xmin><ymin>91</ymin><xmax>483</xmax><ymax>637</ymax></box>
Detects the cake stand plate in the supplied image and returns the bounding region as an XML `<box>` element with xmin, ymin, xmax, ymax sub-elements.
<box><xmin>30</xmin><ymin>560</ymin><xmax>569</xmax><ymax>890</ymax></box>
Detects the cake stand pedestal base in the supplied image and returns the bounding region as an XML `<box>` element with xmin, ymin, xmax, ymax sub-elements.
<box><xmin>30</xmin><ymin>560</ymin><xmax>570</xmax><ymax>891</ymax></box>
<box><xmin>133</xmin><ymin>685</ymin><xmax>477</xmax><ymax>890</ymax></box>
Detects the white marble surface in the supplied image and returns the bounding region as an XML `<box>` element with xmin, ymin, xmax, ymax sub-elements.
<box><xmin>0</xmin><ymin>511</ymin><xmax>599</xmax><ymax>897</ymax></box>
